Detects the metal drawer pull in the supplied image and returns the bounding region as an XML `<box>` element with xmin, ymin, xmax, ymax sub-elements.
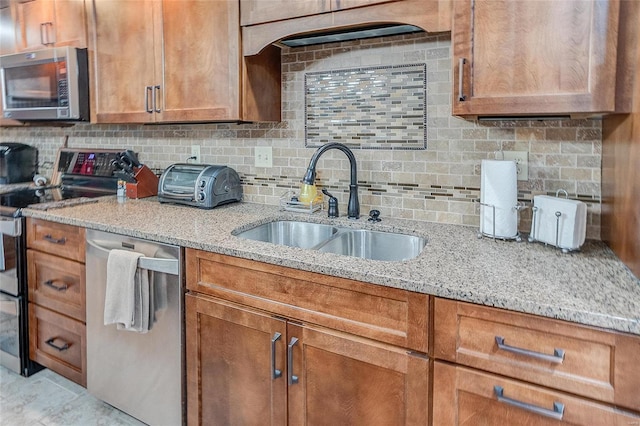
<box><xmin>43</xmin><ymin>234</ymin><xmax>66</xmax><ymax>245</ymax></box>
<box><xmin>495</xmin><ymin>336</ymin><xmax>565</xmax><ymax>363</ymax></box>
<box><xmin>287</xmin><ymin>337</ymin><xmax>299</xmax><ymax>385</ymax></box>
<box><xmin>494</xmin><ymin>386</ymin><xmax>564</xmax><ymax>420</ymax></box>
<box><xmin>45</xmin><ymin>337</ymin><xmax>70</xmax><ymax>352</ymax></box>
<box><xmin>458</xmin><ymin>58</ymin><xmax>466</xmax><ymax>101</ymax></box>
<box><xmin>44</xmin><ymin>279</ymin><xmax>68</xmax><ymax>292</ymax></box>
<box><xmin>271</xmin><ymin>332</ymin><xmax>282</xmax><ymax>379</ymax></box>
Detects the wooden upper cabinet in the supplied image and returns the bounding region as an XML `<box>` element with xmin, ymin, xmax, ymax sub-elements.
<box><xmin>14</xmin><ymin>0</ymin><xmax>86</xmax><ymax>51</ymax></box>
<box><xmin>89</xmin><ymin>0</ymin><xmax>280</xmax><ymax>124</ymax></box>
<box><xmin>452</xmin><ymin>0</ymin><xmax>621</xmax><ymax>117</ymax></box>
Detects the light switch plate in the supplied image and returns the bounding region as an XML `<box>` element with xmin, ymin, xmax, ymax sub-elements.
<box><xmin>255</xmin><ymin>146</ymin><xmax>272</xmax><ymax>167</ymax></box>
<box><xmin>502</xmin><ymin>151</ymin><xmax>528</xmax><ymax>181</ymax></box>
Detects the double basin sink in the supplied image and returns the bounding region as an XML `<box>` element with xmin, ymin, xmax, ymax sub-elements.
<box><xmin>234</xmin><ymin>220</ymin><xmax>426</xmax><ymax>261</ymax></box>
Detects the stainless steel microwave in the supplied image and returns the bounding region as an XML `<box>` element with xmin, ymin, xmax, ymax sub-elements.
<box><xmin>0</xmin><ymin>47</ymin><xmax>89</xmax><ymax>121</ymax></box>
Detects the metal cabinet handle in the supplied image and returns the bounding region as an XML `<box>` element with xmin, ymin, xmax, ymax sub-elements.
<box><xmin>40</xmin><ymin>22</ymin><xmax>53</xmax><ymax>45</ymax></box>
<box><xmin>458</xmin><ymin>58</ymin><xmax>467</xmax><ymax>101</ymax></box>
<box><xmin>145</xmin><ymin>86</ymin><xmax>153</xmax><ymax>113</ymax></box>
<box><xmin>271</xmin><ymin>332</ymin><xmax>282</xmax><ymax>379</ymax></box>
<box><xmin>45</xmin><ymin>337</ymin><xmax>70</xmax><ymax>352</ymax></box>
<box><xmin>287</xmin><ymin>337</ymin><xmax>299</xmax><ymax>385</ymax></box>
<box><xmin>43</xmin><ymin>234</ymin><xmax>66</xmax><ymax>245</ymax></box>
<box><xmin>495</xmin><ymin>336</ymin><xmax>565</xmax><ymax>364</ymax></box>
<box><xmin>44</xmin><ymin>279</ymin><xmax>68</xmax><ymax>292</ymax></box>
<box><xmin>494</xmin><ymin>386</ymin><xmax>564</xmax><ymax>420</ymax></box>
<box><xmin>153</xmin><ymin>85</ymin><xmax>161</xmax><ymax>113</ymax></box>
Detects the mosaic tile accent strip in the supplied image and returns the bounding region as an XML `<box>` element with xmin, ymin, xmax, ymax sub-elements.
<box><xmin>305</xmin><ymin>63</ymin><xmax>427</xmax><ymax>149</ymax></box>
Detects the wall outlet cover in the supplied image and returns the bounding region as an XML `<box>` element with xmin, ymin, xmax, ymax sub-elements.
<box><xmin>255</xmin><ymin>146</ymin><xmax>272</xmax><ymax>168</ymax></box>
<box><xmin>502</xmin><ymin>151</ymin><xmax>529</xmax><ymax>181</ymax></box>
<box><xmin>190</xmin><ymin>145</ymin><xmax>201</xmax><ymax>163</ymax></box>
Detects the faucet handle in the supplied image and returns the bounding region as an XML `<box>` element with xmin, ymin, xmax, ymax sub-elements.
<box><xmin>368</xmin><ymin>209</ymin><xmax>381</xmax><ymax>222</ymax></box>
<box><xmin>322</xmin><ymin>189</ymin><xmax>339</xmax><ymax>218</ymax></box>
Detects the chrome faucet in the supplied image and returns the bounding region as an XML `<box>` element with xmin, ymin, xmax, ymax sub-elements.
<box><xmin>302</xmin><ymin>142</ymin><xmax>360</xmax><ymax>219</ymax></box>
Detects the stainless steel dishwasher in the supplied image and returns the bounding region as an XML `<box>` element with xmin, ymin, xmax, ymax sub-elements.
<box><xmin>85</xmin><ymin>229</ymin><xmax>183</xmax><ymax>426</ymax></box>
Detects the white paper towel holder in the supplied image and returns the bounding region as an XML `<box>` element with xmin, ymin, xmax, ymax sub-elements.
<box><xmin>475</xmin><ymin>199</ymin><xmax>527</xmax><ymax>242</ymax></box>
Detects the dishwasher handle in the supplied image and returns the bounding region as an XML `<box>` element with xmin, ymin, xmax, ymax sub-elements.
<box><xmin>86</xmin><ymin>239</ymin><xmax>179</xmax><ymax>276</ymax></box>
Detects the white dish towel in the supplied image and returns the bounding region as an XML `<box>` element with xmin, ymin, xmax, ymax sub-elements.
<box><xmin>480</xmin><ymin>159</ymin><xmax>518</xmax><ymax>238</ymax></box>
<box><xmin>104</xmin><ymin>249</ymin><xmax>151</xmax><ymax>333</ymax></box>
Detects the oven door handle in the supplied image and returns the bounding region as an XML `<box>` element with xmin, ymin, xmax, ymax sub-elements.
<box><xmin>0</xmin><ymin>217</ymin><xmax>22</xmax><ymax>237</ymax></box>
<box><xmin>86</xmin><ymin>239</ymin><xmax>179</xmax><ymax>276</ymax></box>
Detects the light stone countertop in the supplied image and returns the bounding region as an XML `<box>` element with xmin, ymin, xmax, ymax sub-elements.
<box><xmin>22</xmin><ymin>196</ymin><xmax>640</xmax><ymax>336</ymax></box>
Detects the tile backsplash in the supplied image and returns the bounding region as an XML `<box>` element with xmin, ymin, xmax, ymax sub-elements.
<box><xmin>1</xmin><ymin>32</ymin><xmax>602</xmax><ymax>238</ymax></box>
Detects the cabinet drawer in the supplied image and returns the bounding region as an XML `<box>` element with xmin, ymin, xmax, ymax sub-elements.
<box><xmin>186</xmin><ymin>249</ymin><xmax>429</xmax><ymax>353</ymax></box>
<box><xmin>434</xmin><ymin>298</ymin><xmax>640</xmax><ymax>411</ymax></box>
<box><xmin>433</xmin><ymin>362</ymin><xmax>640</xmax><ymax>426</ymax></box>
<box><xmin>29</xmin><ymin>304</ymin><xmax>86</xmax><ymax>387</ymax></box>
<box><xmin>27</xmin><ymin>250</ymin><xmax>86</xmax><ymax>322</ymax></box>
<box><xmin>27</xmin><ymin>219</ymin><xmax>85</xmax><ymax>261</ymax></box>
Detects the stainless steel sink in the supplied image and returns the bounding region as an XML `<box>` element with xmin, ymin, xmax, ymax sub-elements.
<box><xmin>235</xmin><ymin>220</ymin><xmax>338</xmax><ymax>249</ymax></box>
<box><xmin>235</xmin><ymin>220</ymin><xmax>426</xmax><ymax>261</ymax></box>
<box><xmin>316</xmin><ymin>229</ymin><xmax>426</xmax><ymax>261</ymax></box>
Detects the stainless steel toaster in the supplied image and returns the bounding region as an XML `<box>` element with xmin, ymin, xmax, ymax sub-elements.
<box><xmin>158</xmin><ymin>163</ymin><xmax>243</xmax><ymax>209</ymax></box>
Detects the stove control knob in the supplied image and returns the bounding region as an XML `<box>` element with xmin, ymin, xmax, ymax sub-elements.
<box><xmin>199</xmin><ymin>180</ymin><xmax>206</xmax><ymax>188</ymax></box>
<box><xmin>198</xmin><ymin>192</ymin><xmax>206</xmax><ymax>202</ymax></box>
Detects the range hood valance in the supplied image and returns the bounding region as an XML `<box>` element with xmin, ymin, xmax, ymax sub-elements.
<box><xmin>278</xmin><ymin>24</ymin><xmax>424</xmax><ymax>48</ymax></box>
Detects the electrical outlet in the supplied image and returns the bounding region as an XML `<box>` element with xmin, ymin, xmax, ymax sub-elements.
<box><xmin>255</xmin><ymin>146</ymin><xmax>272</xmax><ymax>167</ymax></box>
<box><xmin>190</xmin><ymin>145</ymin><xmax>201</xmax><ymax>163</ymax></box>
<box><xmin>502</xmin><ymin>151</ymin><xmax>529</xmax><ymax>181</ymax></box>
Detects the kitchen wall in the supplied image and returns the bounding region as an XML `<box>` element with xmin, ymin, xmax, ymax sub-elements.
<box><xmin>1</xmin><ymin>32</ymin><xmax>603</xmax><ymax>238</ymax></box>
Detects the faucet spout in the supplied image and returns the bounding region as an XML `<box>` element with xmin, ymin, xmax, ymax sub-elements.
<box><xmin>302</xmin><ymin>143</ymin><xmax>360</xmax><ymax>219</ymax></box>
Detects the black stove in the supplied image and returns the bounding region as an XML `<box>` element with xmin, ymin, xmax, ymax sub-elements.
<box><xmin>0</xmin><ymin>148</ymin><xmax>128</xmax><ymax>377</ymax></box>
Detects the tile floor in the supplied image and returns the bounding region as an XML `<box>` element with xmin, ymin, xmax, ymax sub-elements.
<box><xmin>0</xmin><ymin>366</ymin><xmax>145</xmax><ymax>425</ymax></box>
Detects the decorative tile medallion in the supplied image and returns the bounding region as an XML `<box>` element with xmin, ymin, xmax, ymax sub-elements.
<box><xmin>305</xmin><ymin>63</ymin><xmax>427</xmax><ymax>149</ymax></box>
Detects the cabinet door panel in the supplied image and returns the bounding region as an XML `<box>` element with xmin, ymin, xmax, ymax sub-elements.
<box><xmin>240</xmin><ymin>0</ymin><xmax>330</xmax><ymax>26</ymax></box>
<box><xmin>160</xmin><ymin>0</ymin><xmax>241</xmax><ymax>121</ymax></box>
<box><xmin>433</xmin><ymin>362</ymin><xmax>640</xmax><ymax>426</ymax></box>
<box><xmin>287</xmin><ymin>323</ymin><xmax>429</xmax><ymax>425</ymax></box>
<box><xmin>15</xmin><ymin>0</ymin><xmax>54</xmax><ymax>49</ymax></box>
<box><xmin>89</xmin><ymin>0</ymin><xmax>158</xmax><ymax>123</ymax></box>
<box><xmin>1</xmin><ymin>2</ymin><xmax>17</xmax><ymax>54</ymax></box>
<box><xmin>332</xmin><ymin>0</ymin><xmax>394</xmax><ymax>11</ymax></box>
<box><xmin>452</xmin><ymin>0</ymin><xmax>619</xmax><ymax>116</ymax></box>
<box><xmin>185</xmin><ymin>294</ymin><xmax>287</xmax><ymax>426</ymax></box>
<box><xmin>51</xmin><ymin>0</ymin><xmax>87</xmax><ymax>48</ymax></box>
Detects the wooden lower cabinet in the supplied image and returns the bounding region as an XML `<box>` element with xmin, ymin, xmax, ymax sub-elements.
<box><xmin>433</xmin><ymin>362</ymin><xmax>640</xmax><ymax>426</ymax></box>
<box><xmin>186</xmin><ymin>293</ymin><xmax>429</xmax><ymax>425</ymax></box>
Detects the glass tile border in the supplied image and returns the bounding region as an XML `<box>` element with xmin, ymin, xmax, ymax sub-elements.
<box><xmin>304</xmin><ymin>63</ymin><xmax>427</xmax><ymax>150</ymax></box>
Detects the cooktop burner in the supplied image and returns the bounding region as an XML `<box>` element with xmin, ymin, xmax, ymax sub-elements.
<box><xmin>0</xmin><ymin>186</ymin><xmax>113</xmax><ymax>217</ymax></box>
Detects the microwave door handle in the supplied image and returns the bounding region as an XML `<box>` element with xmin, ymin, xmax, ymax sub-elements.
<box><xmin>0</xmin><ymin>237</ymin><xmax>5</xmax><ymax>271</ymax></box>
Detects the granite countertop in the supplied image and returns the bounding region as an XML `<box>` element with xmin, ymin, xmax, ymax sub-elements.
<box><xmin>22</xmin><ymin>196</ymin><xmax>640</xmax><ymax>336</ymax></box>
